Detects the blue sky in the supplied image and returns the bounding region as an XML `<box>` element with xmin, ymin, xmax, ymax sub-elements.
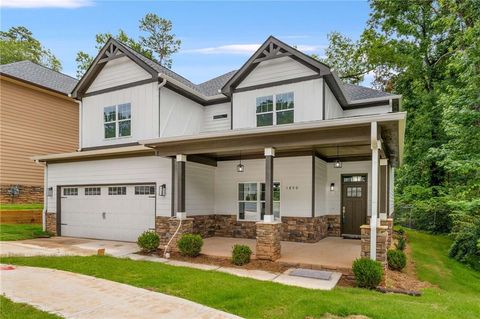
<box><xmin>1</xmin><ymin>0</ymin><xmax>371</xmax><ymax>83</ymax></box>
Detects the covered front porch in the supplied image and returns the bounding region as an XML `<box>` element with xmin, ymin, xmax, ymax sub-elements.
<box><xmin>142</xmin><ymin>113</ymin><xmax>404</xmax><ymax>266</ymax></box>
<box><xmin>202</xmin><ymin>236</ymin><xmax>360</xmax><ymax>270</ymax></box>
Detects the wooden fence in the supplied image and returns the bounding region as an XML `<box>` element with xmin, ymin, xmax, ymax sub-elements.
<box><xmin>0</xmin><ymin>210</ymin><xmax>42</xmax><ymax>224</ymax></box>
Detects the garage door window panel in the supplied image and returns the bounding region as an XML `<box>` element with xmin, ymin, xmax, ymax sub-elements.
<box><xmin>85</xmin><ymin>187</ymin><xmax>101</xmax><ymax>196</ymax></box>
<box><xmin>108</xmin><ymin>186</ymin><xmax>127</xmax><ymax>195</ymax></box>
<box><xmin>135</xmin><ymin>185</ymin><xmax>155</xmax><ymax>195</ymax></box>
<box><xmin>63</xmin><ymin>188</ymin><xmax>78</xmax><ymax>196</ymax></box>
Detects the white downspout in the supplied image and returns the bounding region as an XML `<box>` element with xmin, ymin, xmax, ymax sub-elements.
<box><xmin>69</xmin><ymin>94</ymin><xmax>83</xmax><ymax>152</ymax></box>
<box><xmin>157</xmin><ymin>76</ymin><xmax>167</xmax><ymax>137</ymax></box>
<box><xmin>37</xmin><ymin>161</ymin><xmax>48</xmax><ymax>231</ymax></box>
<box><xmin>370</xmin><ymin>122</ymin><xmax>379</xmax><ymax>260</ymax></box>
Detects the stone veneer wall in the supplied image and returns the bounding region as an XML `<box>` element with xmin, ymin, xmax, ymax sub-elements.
<box><xmin>380</xmin><ymin>218</ymin><xmax>394</xmax><ymax>248</ymax></box>
<box><xmin>256</xmin><ymin>221</ymin><xmax>282</xmax><ymax>261</ymax></box>
<box><xmin>1</xmin><ymin>184</ymin><xmax>43</xmax><ymax>204</ymax></box>
<box><xmin>157</xmin><ymin>214</ymin><xmax>341</xmax><ymax>243</ymax></box>
<box><xmin>45</xmin><ymin>212</ymin><xmax>56</xmax><ymax>235</ymax></box>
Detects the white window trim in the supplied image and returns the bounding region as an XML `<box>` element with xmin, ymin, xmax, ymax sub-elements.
<box><xmin>256</xmin><ymin>92</ymin><xmax>294</xmax><ymax>127</ymax></box>
<box><xmin>103</xmin><ymin>103</ymin><xmax>132</xmax><ymax>140</ymax></box>
<box><xmin>237</xmin><ymin>181</ymin><xmax>281</xmax><ymax>222</ymax></box>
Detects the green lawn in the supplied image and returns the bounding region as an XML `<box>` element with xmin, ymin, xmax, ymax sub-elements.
<box><xmin>2</xmin><ymin>229</ymin><xmax>479</xmax><ymax>319</ymax></box>
<box><xmin>0</xmin><ymin>296</ymin><xmax>62</xmax><ymax>319</ymax></box>
<box><xmin>0</xmin><ymin>224</ymin><xmax>48</xmax><ymax>241</ymax></box>
<box><xmin>0</xmin><ymin>203</ymin><xmax>43</xmax><ymax>210</ymax></box>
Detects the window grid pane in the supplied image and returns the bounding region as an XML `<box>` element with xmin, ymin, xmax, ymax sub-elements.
<box><xmin>63</xmin><ymin>188</ymin><xmax>78</xmax><ymax>196</ymax></box>
<box><xmin>108</xmin><ymin>186</ymin><xmax>126</xmax><ymax>195</ymax></box>
<box><xmin>135</xmin><ymin>185</ymin><xmax>155</xmax><ymax>195</ymax></box>
<box><xmin>85</xmin><ymin>187</ymin><xmax>101</xmax><ymax>196</ymax></box>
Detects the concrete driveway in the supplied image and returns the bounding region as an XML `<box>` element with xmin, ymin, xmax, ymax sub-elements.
<box><xmin>1</xmin><ymin>265</ymin><xmax>241</xmax><ymax>319</ymax></box>
<box><xmin>0</xmin><ymin>237</ymin><xmax>138</xmax><ymax>257</ymax></box>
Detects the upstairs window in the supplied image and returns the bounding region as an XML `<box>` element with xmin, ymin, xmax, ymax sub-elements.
<box><xmin>256</xmin><ymin>92</ymin><xmax>294</xmax><ymax>127</ymax></box>
<box><xmin>104</xmin><ymin>103</ymin><xmax>131</xmax><ymax>139</ymax></box>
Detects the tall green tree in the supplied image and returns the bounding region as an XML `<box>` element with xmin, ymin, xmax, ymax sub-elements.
<box><xmin>75</xmin><ymin>13</ymin><xmax>181</xmax><ymax>78</ymax></box>
<box><xmin>0</xmin><ymin>26</ymin><xmax>61</xmax><ymax>71</ymax></box>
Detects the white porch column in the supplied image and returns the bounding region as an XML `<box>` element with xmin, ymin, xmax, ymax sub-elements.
<box><xmin>370</xmin><ymin>122</ymin><xmax>381</xmax><ymax>260</ymax></box>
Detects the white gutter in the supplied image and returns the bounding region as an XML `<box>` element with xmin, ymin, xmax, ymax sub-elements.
<box><xmin>68</xmin><ymin>94</ymin><xmax>83</xmax><ymax>151</ymax></box>
<box><xmin>158</xmin><ymin>73</ymin><xmax>226</xmax><ymax>102</ymax></box>
<box><xmin>157</xmin><ymin>77</ymin><xmax>167</xmax><ymax>137</ymax></box>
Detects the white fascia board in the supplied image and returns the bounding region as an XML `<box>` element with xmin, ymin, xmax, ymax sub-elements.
<box><xmin>158</xmin><ymin>73</ymin><xmax>226</xmax><ymax>102</ymax></box>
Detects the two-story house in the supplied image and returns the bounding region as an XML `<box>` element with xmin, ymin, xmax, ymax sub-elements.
<box><xmin>33</xmin><ymin>36</ymin><xmax>405</xmax><ymax>262</ymax></box>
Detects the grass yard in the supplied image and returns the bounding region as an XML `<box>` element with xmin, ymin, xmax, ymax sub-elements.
<box><xmin>0</xmin><ymin>296</ymin><xmax>62</xmax><ymax>319</ymax></box>
<box><xmin>0</xmin><ymin>203</ymin><xmax>43</xmax><ymax>210</ymax></box>
<box><xmin>0</xmin><ymin>224</ymin><xmax>47</xmax><ymax>241</ymax></box>
<box><xmin>2</xmin><ymin>229</ymin><xmax>479</xmax><ymax>319</ymax></box>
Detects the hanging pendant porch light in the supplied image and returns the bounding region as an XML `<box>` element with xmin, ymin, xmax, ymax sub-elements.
<box><xmin>334</xmin><ymin>145</ymin><xmax>342</xmax><ymax>168</ymax></box>
<box><xmin>237</xmin><ymin>153</ymin><xmax>245</xmax><ymax>172</ymax></box>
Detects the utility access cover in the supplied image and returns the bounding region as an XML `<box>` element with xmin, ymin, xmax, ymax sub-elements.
<box><xmin>289</xmin><ymin>268</ymin><xmax>333</xmax><ymax>280</ymax></box>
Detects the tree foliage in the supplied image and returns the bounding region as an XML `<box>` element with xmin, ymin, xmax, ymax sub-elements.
<box><xmin>323</xmin><ymin>0</ymin><xmax>480</xmax><ymax>268</ymax></box>
<box><xmin>0</xmin><ymin>26</ymin><xmax>62</xmax><ymax>71</ymax></box>
<box><xmin>75</xmin><ymin>13</ymin><xmax>181</xmax><ymax>78</ymax></box>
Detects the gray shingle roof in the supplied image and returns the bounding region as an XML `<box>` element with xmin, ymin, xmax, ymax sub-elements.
<box><xmin>0</xmin><ymin>61</ymin><xmax>78</xmax><ymax>95</ymax></box>
<box><xmin>197</xmin><ymin>70</ymin><xmax>237</xmax><ymax>96</ymax></box>
<box><xmin>343</xmin><ymin>83</ymin><xmax>392</xmax><ymax>101</ymax></box>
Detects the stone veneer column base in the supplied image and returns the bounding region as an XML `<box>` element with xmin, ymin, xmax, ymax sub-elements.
<box><xmin>360</xmin><ymin>224</ymin><xmax>388</xmax><ymax>266</ymax></box>
<box><xmin>256</xmin><ymin>221</ymin><xmax>282</xmax><ymax>261</ymax></box>
<box><xmin>45</xmin><ymin>212</ymin><xmax>57</xmax><ymax>235</ymax></box>
<box><xmin>380</xmin><ymin>218</ymin><xmax>394</xmax><ymax>248</ymax></box>
<box><xmin>158</xmin><ymin>217</ymin><xmax>194</xmax><ymax>253</ymax></box>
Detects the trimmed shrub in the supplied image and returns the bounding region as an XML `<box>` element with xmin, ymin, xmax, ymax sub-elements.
<box><xmin>177</xmin><ymin>234</ymin><xmax>203</xmax><ymax>257</ymax></box>
<box><xmin>232</xmin><ymin>244</ymin><xmax>252</xmax><ymax>265</ymax></box>
<box><xmin>395</xmin><ymin>236</ymin><xmax>407</xmax><ymax>251</ymax></box>
<box><xmin>352</xmin><ymin>258</ymin><xmax>383</xmax><ymax>289</ymax></box>
<box><xmin>137</xmin><ymin>231</ymin><xmax>160</xmax><ymax>253</ymax></box>
<box><xmin>387</xmin><ymin>249</ymin><xmax>407</xmax><ymax>270</ymax></box>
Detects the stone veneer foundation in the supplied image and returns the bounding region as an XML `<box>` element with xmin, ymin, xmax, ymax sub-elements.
<box><xmin>380</xmin><ymin>218</ymin><xmax>394</xmax><ymax>248</ymax></box>
<box><xmin>1</xmin><ymin>184</ymin><xmax>43</xmax><ymax>204</ymax></box>
<box><xmin>360</xmin><ymin>224</ymin><xmax>389</xmax><ymax>266</ymax></box>
<box><xmin>156</xmin><ymin>214</ymin><xmax>342</xmax><ymax>244</ymax></box>
<box><xmin>158</xmin><ymin>217</ymin><xmax>194</xmax><ymax>253</ymax></box>
<box><xmin>45</xmin><ymin>212</ymin><xmax>57</xmax><ymax>235</ymax></box>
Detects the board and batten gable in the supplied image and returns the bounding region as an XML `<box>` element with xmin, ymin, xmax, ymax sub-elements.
<box><xmin>86</xmin><ymin>56</ymin><xmax>151</xmax><ymax>93</ymax></box>
<box><xmin>324</xmin><ymin>83</ymin><xmax>343</xmax><ymax>119</ymax></box>
<box><xmin>232</xmin><ymin>78</ymin><xmax>323</xmax><ymax>129</ymax></box>
<box><xmin>202</xmin><ymin>102</ymin><xmax>230</xmax><ymax>132</ymax></box>
<box><xmin>237</xmin><ymin>56</ymin><xmax>317</xmax><ymax>89</ymax></box>
<box><xmin>46</xmin><ymin>156</ymin><xmax>172</xmax><ymax>216</ymax></box>
<box><xmin>81</xmin><ymin>82</ymin><xmax>158</xmax><ymax>148</ymax></box>
<box><xmin>214</xmin><ymin>156</ymin><xmax>313</xmax><ymax>217</ymax></box>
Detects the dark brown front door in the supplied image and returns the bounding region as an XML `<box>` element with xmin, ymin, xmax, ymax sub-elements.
<box><xmin>341</xmin><ymin>175</ymin><xmax>367</xmax><ymax>236</ymax></box>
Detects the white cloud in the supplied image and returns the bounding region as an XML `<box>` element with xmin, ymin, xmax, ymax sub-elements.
<box><xmin>1</xmin><ymin>0</ymin><xmax>93</xmax><ymax>8</ymax></box>
<box><xmin>183</xmin><ymin>43</ymin><xmax>323</xmax><ymax>55</ymax></box>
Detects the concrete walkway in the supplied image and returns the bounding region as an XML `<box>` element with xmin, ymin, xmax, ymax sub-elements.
<box><xmin>1</xmin><ymin>237</ymin><xmax>342</xmax><ymax>290</ymax></box>
<box><xmin>1</xmin><ymin>265</ymin><xmax>241</xmax><ymax>319</ymax></box>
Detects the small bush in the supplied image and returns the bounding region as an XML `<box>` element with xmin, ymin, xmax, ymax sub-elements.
<box><xmin>352</xmin><ymin>258</ymin><xmax>384</xmax><ymax>289</ymax></box>
<box><xmin>397</xmin><ymin>227</ymin><xmax>405</xmax><ymax>236</ymax></box>
<box><xmin>137</xmin><ymin>231</ymin><xmax>160</xmax><ymax>253</ymax></box>
<box><xmin>395</xmin><ymin>236</ymin><xmax>407</xmax><ymax>251</ymax></box>
<box><xmin>232</xmin><ymin>244</ymin><xmax>252</xmax><ymax>265</ymax></box>
<box><xmin>177</xmin><ymin>234</ymin><xmax>203</xmax><ymax>257</ymax></box>
<box><xmin>387</xmin><ymin>249</ymin><xmax>407</xmax><ymax>270</ymax></box>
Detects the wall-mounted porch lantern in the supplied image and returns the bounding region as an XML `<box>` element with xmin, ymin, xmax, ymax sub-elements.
<box><xmin>330</xmin><ymin>183</ymin><xmax>335</xmax><ymax>191</ymax></box>
<box><xmin>334</xmin><ymin>145</ymin><xmax>342</xmax><ymax>168</ymax></box>
<box><xmin>159</xmin><ymin>184</ymin><xmax>167</xmax><ymax>196</ymax></box>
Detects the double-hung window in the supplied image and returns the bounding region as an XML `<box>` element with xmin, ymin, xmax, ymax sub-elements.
<box><xmin>238</xmin><ymin>182</ymin><xmax>281</xmax><ymax>221</ymax></box>
<box><xmin>256</xmin><ymin>92</ymin><xmax>294</xmax><ymax>127</ymax></box>
<box><xmin>104</xmin><ymin>103</ymin><xmax>131</xmax><ymax>139</ymax></box>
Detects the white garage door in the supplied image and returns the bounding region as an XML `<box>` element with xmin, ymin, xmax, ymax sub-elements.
<box><xmin>60</xmin><ymin>184</ymin><xmax>156</xmax><ymax>242</ymax></box>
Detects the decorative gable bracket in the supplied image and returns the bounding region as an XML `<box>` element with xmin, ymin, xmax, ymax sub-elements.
<box><xmin>98</xmin><ymin>43</ymin><xmax>126</xmax><ymax>64</ymax></box>
<box><xmin>253</xmin><ymin>42</ymin><xmax>292</xmax><ymax>64</ymax></box>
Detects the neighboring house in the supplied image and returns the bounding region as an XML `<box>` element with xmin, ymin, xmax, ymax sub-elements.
<box><xmin>33</xmin><ymin>36</ymin><xmax>405</xmax><ymax>262</ymax></box>
<box><xmin>0</xmin><ymin>61</ymin><xmax>78</xmax><ymax>204</ymax></box>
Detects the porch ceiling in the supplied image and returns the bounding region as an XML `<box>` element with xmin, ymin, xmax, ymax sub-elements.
<box><xmin>140</xmin><ymin>113</ymin><xmax>406</xmax><ymax>167</ymax></box>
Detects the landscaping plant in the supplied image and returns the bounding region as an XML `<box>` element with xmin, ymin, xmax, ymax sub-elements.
<box><xmin>231</xmin><ymin>244</ymin><xmax>252</xmax><ymax>265</ymax></box>
<box><xmin>177</xmin><ymin>234</ymin><xmax>203</xmax><ymax>257</ymax></box>
<box><xmin>387</xmin><ymin>249</ymin><xmax>407</xmax><ymax>271</ymax></box>
<box><xmin>352</xmin><ymin>258</ymin><xmax>383</xmax><ymax>289</ymax></box>
<box><xmin>137</xmin><ymin>230</ymin><xmax>160</xmax><ymax>253</ymax></box>
<box><xmin>395</xmin><ymin>236</ymin><xmax>406</xmax><ymax>251</ymax></box>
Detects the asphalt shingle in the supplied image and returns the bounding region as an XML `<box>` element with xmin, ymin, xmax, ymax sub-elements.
<box><xmin>0</xmin><ymin>61</ymin><xmax>78</xmax><ymax>95</ymax></box>
<box><xmin>342</xmin><ymin>83</ymin><xmax>392</xmax><ymax>101</ymax></box>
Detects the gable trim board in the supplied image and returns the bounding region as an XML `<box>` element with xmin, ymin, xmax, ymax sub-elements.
<box><xmin>232</xmin><ymin>74</ymin><xmax>322</xmax><ymax>93</ymax></box>
<box><xmin>83</xmin><ymin>78</ymin><xmax>158</xmax><ymax>97</ymax></box>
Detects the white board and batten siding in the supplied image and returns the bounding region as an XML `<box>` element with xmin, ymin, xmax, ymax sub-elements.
<box><xmin>86</xmin><ymin>56</ymin><xmax>151</xmax><ymax>93</ymax></box>
<box><xmin>82</xmin><ymin>82</ymin><xmax>158</xmax><ymax>148</ymax></box>
<box><xmin>314</xmin><ymin>157</ymin><xmax>328</xmax><ymax>216</ymax></box>
<box><xmin>46</xmin><ymin>156</ymin><xmax>172</xmax><ymax>217</ymax></box>
<box><xmin>237</xmin><ymin>56</ymin><xmax>317</xmax><ymax>89</ymax></box>
<box><xmin>324</xmin><ymin>83</ymin><xmax>343</xmax><ymax>120</ymax></box>
<box><xmin>186</xmin><ymin>162</ymin><xmax>215</xmax><ymax>215</ymax></box>
<box><xmin>233</xmin><ymin>79</ymin><xmax>323</xmax><ymax>129</ymax></box>
<box><xmin>159</xmin><ymin>88</ymin><xmax>204</xmax><ymax>137</ymax></box>
<box><xmin>214</xmin><ymin>157</ymin><xmax>313</xmax><ymax>218</ymax></box>
<box><xmin>202</xmin><ymin>103</ymin><xmax>230</xmax><ymax>132</ymax></box>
